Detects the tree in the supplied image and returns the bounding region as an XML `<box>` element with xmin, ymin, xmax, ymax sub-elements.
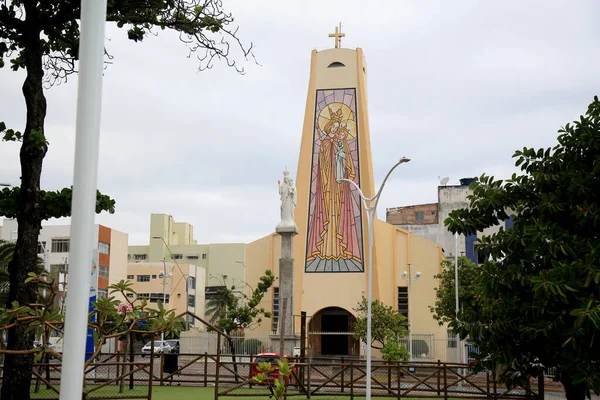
<box><xmin>353</xmin><ymin>297</ymin><xmax>410</xmax><ymax>361</ymax></box>
<box><xmin>205</xmin><ymin>283</ymin><xmax>229</xmax><ymax>325</ymax></box>
<box><xmin>443</xmin><ymin>97</ymin><xmax>600</xmax><ymax>400</ymax></box>
<box><xmin>429</xmin><ymin>256</ymin><xmax>480</xmax><ymax>327</ymax></box>
<box><xmin>211</xmin><ymin>270</ymin><xmax>275</xmax><ymax>377</ymax></box>
<box><xmin>0</xmin><ymin>2</ymin><xmax>254</xmax><ymax>398</ymax></box>
<box><xmin>0</xmin><ymin>239</ymin><xmax>45</xmax><ymax>306</ymax></box>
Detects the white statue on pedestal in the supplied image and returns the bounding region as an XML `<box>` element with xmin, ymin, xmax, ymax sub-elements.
<box><xmin>277</xmin><ymin>170</ymin><xmax>298</xmax><ymax>230</ymax></box>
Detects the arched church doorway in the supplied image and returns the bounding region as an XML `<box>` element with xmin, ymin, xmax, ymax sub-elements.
<box><xmin>309</xmin><ymin>307</ymin><xmax>359</xmax><ymax>357</ymax></box>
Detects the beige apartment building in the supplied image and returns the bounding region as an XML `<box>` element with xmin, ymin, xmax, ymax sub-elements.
<box><xmin>127</xmin><ymin>214</ymin><xmax>246</xmax><ymax>324</ymax></box>
<box><xmin>126</xmin><ymin>262</ymin><xmax>205</xmax><ymax>327</ymax></box>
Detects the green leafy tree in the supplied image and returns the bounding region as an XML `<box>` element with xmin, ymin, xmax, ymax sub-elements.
<box><xmin>444</xmin><ymin>97</ymin><xmax>600</xmax><ymax>400</ymax></box>
<box><xmin>205</xmin><ymin>283</ymin><xmax>229</xmax><ymax>325</ymax></box>
<box><xmin>212</xmin><ymin>270</ymin><xmax>275</xmax><ymax>377</ymax></box>
<box><xmin>0</xmin><ymin>1</ymin><xmax>253</xmax><ymax>398</ymax></box>
<box><xmin>429</xmin><ymin>256</ymin><xmax>481</xmax><ymax>327</ymax></box>
<box><xmin>353</xmin><ymin>297</ymin><xmax>410</xmax><ymax>361</ymax></box>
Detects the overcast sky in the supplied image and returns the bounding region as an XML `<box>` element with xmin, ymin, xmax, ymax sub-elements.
<box><xmin>1</xmin><ymin>1</ymin><xmax>599</xmax><ymax>245</ymax></box>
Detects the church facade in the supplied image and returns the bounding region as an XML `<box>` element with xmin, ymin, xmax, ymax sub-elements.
<box><xmin>244</xmin><ymin>32</ymin><xmax>447</xmax><ymax>358</ymax></box>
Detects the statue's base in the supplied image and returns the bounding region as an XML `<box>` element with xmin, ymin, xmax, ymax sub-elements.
<box><xmin>276</xmin><ymin>223</ymin><xmax>299</xmax><ymax>235</ymax></box>
<box><xmin>270</xmin><ymin>335</ymin><xmax>300</xmax><ymax>356</ymax></box>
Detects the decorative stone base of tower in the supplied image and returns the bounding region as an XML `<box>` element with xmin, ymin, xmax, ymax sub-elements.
<box><xmin>272</xmin><ymin>225</ymin><xmax>299</xmax><ymax>355</ymax></box>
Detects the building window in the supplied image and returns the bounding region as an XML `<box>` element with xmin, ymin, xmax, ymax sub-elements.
<box><xmin>150</xmin><ymin>293</ymin><xmax>169</xmax><ymax>303</ymax></box>
<box><xmin>99</xmin><ymin>265</ymin><xmax>109</xmax><ymax>278</ymax></box>
<box><xmin>152</xmin><ymin>275</ymin><xmax>157</xmax><ymax>279</ymax></box>
<box><xmin>201</xmin><ymin>253</ymin><xmax>207</xmax><ymax>260</ymax></box>
<box><xmin>447</xmin><ymin>328</ymin><xmax>457</xmax><ymax>348</ymax></box>
<box><xmin>127</xmin><ymin>254</ymin><xmax>132</xmax><ymax>260</ymax></box>
<box><xmin>187</xmin><ymin>255</ymin><xmax>199</xmax><ymax>259</ymax></box>
<box><xmin>51</xmin><ymin>238</ymin><xmax>70</xmax><ymax>253</ymax></box>
<box><xmin>188</xmin><ymin>276</ymin><xmax>196</xmax><ymax>290</ymax></box>
<box><xmin>397</xmin><ymin>287</ymin><xmax>408</xmax><ymax>319</ymax></box>
<box><xmin>137</xmin><ymin>275</ymin><xmax>150</xmax><ymax>282</ymax></box>
<box><xmin>137</xmin><ymin>293</ymin><xmax>150</xmax><ymax>300</ymax></box>
<box><xmin>37</xmin><ymin>241</ymin><xmax>46</xmax><ymax>254</ymax></box>
<box><xmin>98</xmin><ymin>242</ymin><xmax>110</xmax><ymax>255</ymax></box>
<box><xmin>126</xmin><ymin>293</ymin><xmax>134</xmax><ymax>298</ymax></box>
<box><xmin>415</xmin><ymin>211</ymin><xmax>425</xmax><ymax>221</ymax></box>
<box><xmin>272</xmin><ymin>287</ymin><xmax>280</xmax><ymax>333</ymax></box>
<box><xmin>171</xmin><ymin>254</ymin><xmax>183</xmax><ymax>260</ymax></box>
<box><xmin>187</xmin><ymin>315</ymin><xmax>195</xmax><ymax>327</ymax></box>
<box><xmin>187</xmin><ymin>294</ymin><xmax>195</xmax><ymax>307</ymax></box>
<box><xmin>97</xmin><ymin>288</ymin><xmax>108</xmax><ymax>299</ymax></box>
<box><xmin>133</xmin><ymin>254</ymin><xmax>147</xmax><ymax>261</ymax></box>
<box><xmin>50</xmin><ymin>264</ymin><xmax>67</xmax><ymax>274</ymax></box>
<box><xmin>205</xmin><ymin>286</ymin><xmax>225</xmax><ymax>300</ymax></box>
<box><xmin>126</xmin><ymin>275</ymin><xmax>134</xmax><ymax>280</ymax></box>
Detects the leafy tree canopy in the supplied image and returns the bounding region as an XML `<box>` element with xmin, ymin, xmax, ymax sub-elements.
<box><xmin>212</xmin><ymin>270</ymin><xmax>275</xmax><ymax>335</ymax></box>
<box><xmin>444</xmin><ymin>97</ymin><xmax>600</xmax><ymax>400</ymax></box>
<box><xmin>0</xmin><ymin>186</ymin><xmax>115</xmax><ymax>220</ymax></box>
<box><xmin>353</xmin><ymin>297</ymin><xmax>409</xmax><ymax>361</ymax></box>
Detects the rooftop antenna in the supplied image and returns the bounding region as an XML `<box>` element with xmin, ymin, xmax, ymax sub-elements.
<box><xmin>438</xmin><ymin>176</ymin><xmax>449</xmax><ymax>186</ymax></box>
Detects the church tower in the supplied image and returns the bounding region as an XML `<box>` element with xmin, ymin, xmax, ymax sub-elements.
<box><xmin>291</xmin><ymin>28</ymin><xmax>378</xmax><ymax>355</ymax></box>
<box><xmin>245</xmin><ymin>28</ymin><xmax>444</xmax><ymax>358</ymax></box>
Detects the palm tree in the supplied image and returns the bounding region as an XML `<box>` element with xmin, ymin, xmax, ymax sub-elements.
<box><xmin>0</xmin><ymin>240</ymin><xmax>16</xmax><ymax>306</ymax></box>
<box><xmin>0</xmin><ymin>240</ymin><xmax>46</xmax><ymax>306</ymax></box>
<box><xmin>205</xmin><ymin>285</ymin><xmax>229</xmax><ymax>326</ymax></box>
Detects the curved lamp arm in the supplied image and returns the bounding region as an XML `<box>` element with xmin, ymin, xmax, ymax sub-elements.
<box><xmin>338</xmin><ymin>178</ymin><xmax>366</xmax><ymax>201</ymax></box>
<box><xmin>373</xmin><ymin>157</ymin><xmax>411</xmax><ymax>203</ymax></box>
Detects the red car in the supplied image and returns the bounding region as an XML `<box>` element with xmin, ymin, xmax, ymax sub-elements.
<box><xmin>250</xmin><ymin>353</ymin><xmax>298</xmax><ymax>384</ymax></box>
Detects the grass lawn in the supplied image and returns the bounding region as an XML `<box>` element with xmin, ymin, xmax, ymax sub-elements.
<box><xmin>22</xmin><ymin>385</ymin><xmax>459</xmax><ymax>400</ymax></box>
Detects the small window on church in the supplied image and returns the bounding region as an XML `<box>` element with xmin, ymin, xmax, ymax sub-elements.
<box><xmin>327</xmin><ymin>61</ymin><xmax>345</xmax><ymax>68</ymax></box>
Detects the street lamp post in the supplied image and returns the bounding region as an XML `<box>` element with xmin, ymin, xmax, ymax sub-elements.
<box><xmin>153</xmin><ymin>235</ymin><xmax>188</xmax><ymax>329</ymax></box>
<box><xmin>339</xmin><ymin>156</ymin><xmax>410</xmax><ymax>400</ymax></box>
<box><xmin>401</xmin><ymin>263</ymin><xmax>421</xmax><ymax>361</ymax></box>
<box><xmin>159</xmin><ymin>259</ymin><xmax>168</xmax><ymax>342</ymax></box>
<box><xmin>454</xmin><ymin>233</ymin><xmax>460</xmax><ymax>363</ymax></box>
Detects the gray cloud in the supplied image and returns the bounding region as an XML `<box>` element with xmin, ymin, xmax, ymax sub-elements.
<box><xmin>2</xmin><ymin>0</ymin><xmax>600</xmax><ymax>245</ymax></box>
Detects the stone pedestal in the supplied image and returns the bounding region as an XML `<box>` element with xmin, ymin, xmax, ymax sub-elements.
<box><xmin>275</xmin><ymin>224</ymin><xmax>298</xmax><ymax>356</ymax></box>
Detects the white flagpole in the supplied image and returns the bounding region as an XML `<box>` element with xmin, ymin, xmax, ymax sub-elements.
<box><xmin>59</xmin><ymin>1</ymin><xmax>107</xmax><ymax>399</ymax></box>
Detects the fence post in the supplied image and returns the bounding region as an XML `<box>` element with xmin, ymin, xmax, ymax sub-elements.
<box><xmin>129</xmin><ymin>331</ymin><xmax>134</xmax><ymax>390</ymax></box>
<box><xmin>341</xmin><ymin>357</ymin><xmax>345</xmax><ymax>393</ymax></box>
<box><xmin>307</xmin><ymin>355</ymin><xmax>311</xmax><ymax>399</ymax></box>
<box><xmin>397</xmin><ymin>362</ymin><xmax>401</xmax><ymax>400</ymax></box>
<box><xmin>443</xmin><ymin>363</ymin><xmax>448</xmax><ymax>400</ymax></box>
<box><xmin>537</xmin><ymin>369</ymin><xmax>544</xmax><ymax>400</ymax></box>
<box><xmin>486</xmin><ymin>369</ymin><xmax>490</xmax><ymax>399</ymax></box>
<box><xmin>492</xmin><ymin>368</ymin><xmax>497</xmax><ymax>400</ymax></box>
<box><xmin>159</xmin><ymin>352</ymin><xmax>164</xmax><ymax>386</ymax></box>
<box><xmin>214</xmin><ymin>333</ymin><xmax>221</xmax><ymax>400</ymax></box>
<box><xmin>437</xmin><ymin>360</ymin><xmax>441</xmax><ymax>396</ymax></box>
<box><xmin>204</xmin><ymin>352</ymin><xmax>208</xmax><ymax>387</ymax></box>
<box><xmin>148</xmin><ymin>340</ymin><xmax>154</xmax><ymax>400</ymax></box>
<box><xmin>387</xmin><ymin>361</ymin><xmax>392</xmax><ymax>392</ymax></box>
<box><xmin>350</xmin><ymin>360</ymin><xmax>354</xmax><ymax>400</ymax></box>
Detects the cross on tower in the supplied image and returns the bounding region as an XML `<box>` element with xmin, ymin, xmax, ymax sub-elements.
<box><xmin>328</xmin><ymin>25</ymin><xmax>345</xmax><ymax>49</ymax></box>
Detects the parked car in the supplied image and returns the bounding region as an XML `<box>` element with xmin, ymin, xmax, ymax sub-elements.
<box><xmin>165</xmin><ymin>339</ymin><xmax>180</xmax><ymax>354</ymax></box>
<box><xmin>141</xmin><ymin>340</ymin><xmax>172</xmax><ymax>356</ymax></box>
<box><xmin>250</xmin><ymin>353</ymin><xmax>297</xmax><ymax>384</ymax></box>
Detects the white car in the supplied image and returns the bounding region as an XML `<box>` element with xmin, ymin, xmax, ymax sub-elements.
<box><xmin>141</xmin><ymin>340</ymin><xmax>172</xmax><ymax>356</ymax></box>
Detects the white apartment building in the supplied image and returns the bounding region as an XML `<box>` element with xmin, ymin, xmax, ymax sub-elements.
<box><xmin>0</xmin><ymin>218</ymin><xmax>128</xmax><ymax>304</ymax></box>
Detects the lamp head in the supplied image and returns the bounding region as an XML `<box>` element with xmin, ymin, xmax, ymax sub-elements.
<box><xmin>401</xmin><ymin>271</ymin><xmax>408</xmax><ymax>279</ymax></box>
<box><xmin>152</xmin><ymin>235</ymin><xmax>161</xmax><ymax>240</ymax></box>
<box><xmin>399</xmin><ymin>157</ymin><xmax>411</xmax><ymax>164</ymax></box>
<box><xmin>416</xmin><ymin>271</ymin><xmax>422</xmax><ymax>278</ymax></box>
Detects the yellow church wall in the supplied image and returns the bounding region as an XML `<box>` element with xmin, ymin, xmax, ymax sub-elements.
<box><xmin>403</xmin><ymin>233</ymin><xmax>446</xmax><ymax>337</ymax></box>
